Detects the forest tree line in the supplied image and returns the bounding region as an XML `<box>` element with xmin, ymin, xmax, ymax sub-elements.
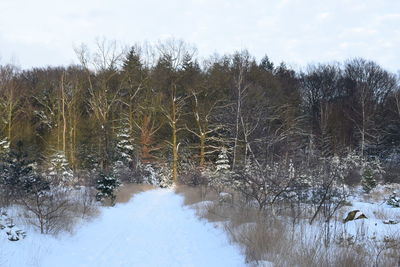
<box><xmin>0</xmin><ymin>39</ymin><xmax>399</xmax><ymax>186</ymax></box>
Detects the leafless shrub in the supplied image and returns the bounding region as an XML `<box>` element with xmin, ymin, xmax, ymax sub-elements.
<box><xmin>296</xmin><ymin>157</ymin><xmax>351</xmax><ymax>225</ymax></box>
<box><xmin>20</xmin><ymin>186</ymin><xmax>99</xmax><ymax>235</ymax></box>
<box><xmin>0</xmin><ymin>189</ymin><xmax>8</xmax><ymax>208</ymax></box>
<box><xmin>73</xmin><ymin>186</ymin><xmax>99</xmax><ymax>220</ymax></box>
<box><xmin>233</xmin><ymin>160</ymin><xmax>295</xmax><ymax>212</ymax></box>
<box><xmin>178</xmin><ymin>168</ymin><xmax>209</xmax><ymax>187</ymax></box>
<box><xmin>19</xmin><ymin>187</ymin><xmax>74</xmax><ymax>234</ymax></box>
<box><xmin>373</xmin><ymin>236</ymin><xmax>400</xmax><ymax>267</ymax></box>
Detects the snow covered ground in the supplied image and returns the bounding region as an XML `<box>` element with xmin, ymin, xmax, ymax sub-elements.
<box><xmin>342</xmin><ymin>185</ymin><xmax>400</xmax><ymax>240</ymax></box>
<box><xmin>1</xmin><ymin>188</ymin><xmax>245</xmax><ymax>267</ymax></box>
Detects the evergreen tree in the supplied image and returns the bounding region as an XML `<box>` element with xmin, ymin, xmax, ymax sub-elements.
<box><xmin>122</xmin><ymin>47</ymin><xmax>143</xmax><ymax>76</ymax></box>
<box><xmin>216</xmin><ymin>148</ymin><xmax>230</xmax><ymax>172</ymax></box>
<box><xmin>157</xmin><ymin>162</ymin><xmax>173</xmax><ymax>188</ymax></box>
<box><xmin>0</xmin><ymin>137</ymin><xmax>10</xmax><ymax>157</ymax></box>
<box><xmin>142</xmin><ymin>163</ymin><xmax>158</xmax><ymax>185</ymax></box>
<box><xmin>95</xmin><ymin>171</ymin><xmax>120</xmax><ymax>205</ymax></box>
<box><xmin>361</xmin><ymin>157</ymin><xmax>383</xmax><ymax>193</ymax></box>
<box><xmin>361</xmin><ymin>166</ymin><xmax>377</xmax><ymax>193</ymax></box>
<box><xmin>259</xmin><ymin>55</ymin><xmax>274</xmax><ymax>72</ymax></box>
<box><xmin>210</xmin><ymin>148</ymin><xmax>232</xmax><ymax>192</ymax></box>
<box><xmin>0</xmin><ymin>141</ymin><xmax>49</xmax><ymax>201</ymax></box>
<box><xmin>113</xmin><ymin>121</ymin><xmax>135</xmax><ymax>180</ymax></box>
<box><xmin>0</xmin><ymin>210</ymin><xmax>26</xmax><ymax>241</ymax></box>
<box><xmin>45</xmin><ymin>150</ymin><xmax>75</xmax><ymax>187</ymax></box>
<box><xmin>115</xmin><ymin>123</ymin><xmax>134</xmax><ymax>165</ymax></box>
<box><xmin>387</xmin><ymin>191</ymin><xmax>400</xmax><ymax>208</ymax></box>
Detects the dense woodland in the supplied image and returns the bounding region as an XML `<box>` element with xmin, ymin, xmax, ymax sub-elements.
<box><xmin>0</xmin><ymin>39</ymin><xmax>399</xmax><ymax>189</ymax></box>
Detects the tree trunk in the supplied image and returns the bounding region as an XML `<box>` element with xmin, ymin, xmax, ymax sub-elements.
<box><xmin>199</xmin><ymin>133</ymin><xmax>205</xmax><ymax>167</ymax></box>
<box><xmin>233</xmin><ymin>86</ymin><xmax>241</xmax><ymax>170</ymax></box>
<box><xmin>7</xmin><ymin>101</ymin><xmax>12</xmax><ymax>142</ymax></box>
<box><xmin>172</xmin><ymin>90</ymin><xmax>178</xmax><ymax>183</ymax></box>
<box><xmin>61</xmin><ymin>72</ymin><xmax>67</xmax><ymax>153</ymax></box>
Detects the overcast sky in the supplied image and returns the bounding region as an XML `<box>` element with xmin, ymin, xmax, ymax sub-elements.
<box><xmin>0</xmin><ymin>0</ymin><xmax>399</xmax><ymax>71</ymax></box>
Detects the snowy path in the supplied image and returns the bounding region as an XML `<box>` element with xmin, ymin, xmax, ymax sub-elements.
<box><xmin>1</xmin><ymin>189</ymin><xmax>245</xmax><ymax>267</ymax></box>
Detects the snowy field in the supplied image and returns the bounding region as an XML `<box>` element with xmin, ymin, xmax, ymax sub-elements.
<box><xmin>0</xmin><ymin>189</ymin><xmax>245</xmax><ymax>267</ymax></box>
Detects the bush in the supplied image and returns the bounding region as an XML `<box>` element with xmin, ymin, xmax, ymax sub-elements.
<box><xmin>233</xmin><ymin>160</ymin><xmax>295</xmax><ymax>211</ymax></box>
<box><xmin>0</xmin><ymin>209</ymin><xmax>26</xmax><ymax>241</ymax></box>
<box><xmin>20</xmin><ymin>187</ymin><xmax>72</xmax><ymax>234</ymax></box>
<box><xmin>20</xmin><ymin>186</ymin><xmax>99</xmax><ymax>235</ymax></box>
<box><xmin>178</xmin><ymin>168</ymin><xmax>209</xmax><ymax>186</ymax></box>
<box><xmin>387</xmin><ymin>192</ymin><xmax>400</xmax><ymax>208</ymax></box>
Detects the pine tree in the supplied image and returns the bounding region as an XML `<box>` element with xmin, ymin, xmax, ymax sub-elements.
<box><xmin>0</xmin><ymin>137</ymin><xmax>10</xmax><ymax>157</ymax></box>
<box><xmin>0</xmin><ymin>210</ymin><xmax>26</xmax><ymax>241</ymax></box>
<box><xmin>387</xmin><ymin>191</ymin><xmax>400</xmax><ymax>208</ymax></box>
<box><xmin>113</xmin><ymin>121</ymin><xmax>135</xmax><ymax>180</ymax></box>
<box><xmin>0</xmin><ymin>137</ymin><xmax>11</xmax><ymax>197</ymax></box>
<box><xmin>210</xmin><ymin>148</ymin><xmax>231</xmax><ymax>193</ymax></box>
<box><xmin>259</xmin><ymin>55</ymin><xmax>274</xmax><ymax>72</ymax></box>
<box><xmin>95</xmin><ymin>171</ymin><xmax>120</xmax><ymax>205</ymax></box>
<box><xmin>122</xmin><ymin>47</ymin><xmax>143</xmax><ymax>77</ymax></box>
<box><xmin>216</xmin><ymin>148</ymin><xmax>230</xmax><ymax>172</ymax></box>
<box><xmin>361</xmin><ymin>166</ymin><xmax>376</xmax><ymax>193</ymax></box>
<box><xmin>142</xmin><ymin>163</ymin><xmax>158</xmax><ymax>185</ymax></box>
<box><xmin>157</xmin><ymin>162</ymin><xmax>173</xmax><ymax>188</ymax></box>
<box><xmin>45</xmin><ymin>150</ymin><xmax>75</xmax><ymax>187</ymax></box>
<box><xmin>361</xmin><ymin>157</ymin><xmax>382</xmax><ymax>193</ymax></box>
<box><xmin>115</xmin><ymin>123</ymin><xmax>134</xmax><ymax>165</ymax></box>
<box><xmin>0</xmin><ymin>141</ymin><xmax>49</xmax><ymax>200</ymax></box>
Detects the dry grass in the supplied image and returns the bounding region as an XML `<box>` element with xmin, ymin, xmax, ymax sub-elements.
<box><xmin>115</xmin><ymin>184</ymin><xmax>155</xmax><ymax>204</ymax></box>
<box><xmin>205</xmin><ymin>201</ymin><xmax>258</xmax><ymax>225</ymax></box>
<box><xmin>175</xmin><ymin>185</ymin><xmax>217</xmax><ymax>206</ymax></box>
<box><xmin>178</xmin><ymin>186</ymin><xmax>400</xmax><ymax>267</ymax></box>
<box><xmin>373</xmin><ymin>208</ymin><xmax>400</xmax><ymax>221</ymax></box>
<box><xmin>363</xmin><ymin>184</ymin><xmax>400</xmax><ymax>203</ymax></box>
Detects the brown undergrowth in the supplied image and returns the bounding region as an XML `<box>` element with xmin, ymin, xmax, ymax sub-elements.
<box><xmin>176</xmin><ymin>185</ymin><xmax>400</xmax><ymax>267</ymax></box>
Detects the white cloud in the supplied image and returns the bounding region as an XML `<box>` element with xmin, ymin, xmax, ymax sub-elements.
<box><xmin>316</xmin><ymin>12</ymin><xmax>331</xmax><ymax>20</ymax></box>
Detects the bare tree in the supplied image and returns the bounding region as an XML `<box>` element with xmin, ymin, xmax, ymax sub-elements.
<box><xmin>185</xmin><ymin>89</ymin><xmax>229</xmax><ymax>167</ymax></box>
<box><xmin>300</xmin><ymin>63</ymin><xmax>341</xmax><ymax>155</ymax></box>
<box><xmin>344</xmin><ymin>59</ymin><xmax>397</xmax><ymax>156</ymax></box>
<box><xmin>0</xmin><ymin>64</ymin><xmax>20</xmax><ymax>142</ymax></box>
<box><xmin>75</xmin><ymin>39</ymin><xmax>125</xmax><ymax>170</ymax></box>
<box><xmin>231</xmin><ymin>51</ymin><xmax>252</xmax><ymax>170</ymax></box>
<box><xmin>156</xmin><ymin>39</ymin><xmax>196</xmax><ymax>183</ymax></box>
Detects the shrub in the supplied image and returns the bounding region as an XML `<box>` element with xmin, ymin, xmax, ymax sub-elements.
<box><xmin>0</xmin><ymin>209</ymin><xmax>26</xmax><ymax>241</ymax></box>
<box><xmin>20</xmin><ymin>187</ymin><xmax>72</xmax><ymax>234</ymax></box>
<box><xmin>387</xmin><ymin>192</ymin><xmax>400</xmax><ymax>208</ymax></box>
<box><xmin>178</xmin><ymin>168</ymin><xmax>209</xmax><ymax>186</ymax></box>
